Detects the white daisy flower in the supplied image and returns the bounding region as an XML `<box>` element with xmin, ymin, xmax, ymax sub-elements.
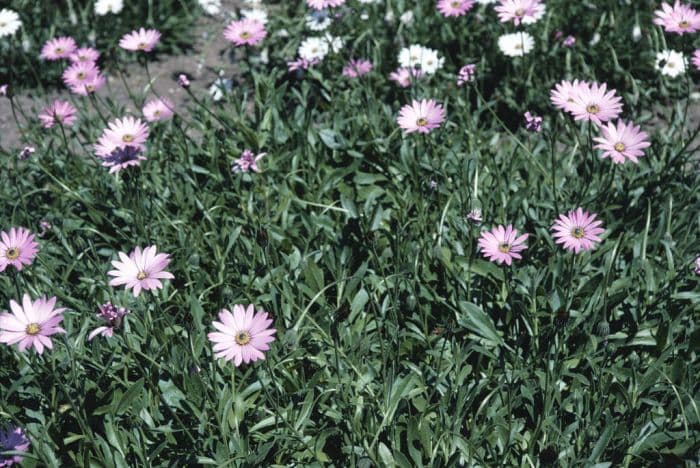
<box><xmin>298</xmin><ymin>37</ymin><xmax>330</xmax><ymax>61</ymax></box>
<box><xmin>398</xmin><ymin>45</ymin><xmax>444</xmax><ymax>75</ymax></box>
<box><xmin>656</xmin><ymin>50</ymin><xmax>686</xmax><ymax>78</ymax></box>
<box><xmin>94</xmin><ymin>0</ymin><xmax>124</xmax><ymax>15</ymax></box>
<box><xmin>498</xmin><ymin>32</ymin><xmax>535</xmax><ymax>57</ymax></box>
<box><xmin>0</xmin><ymin>9</ymin><xmax>22</xmax><ymax>37</ymax></box>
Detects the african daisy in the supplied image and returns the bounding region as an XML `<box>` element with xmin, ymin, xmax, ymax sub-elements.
<box><xmin>0</xmin><ymin>294</ymin><xmax>66</xmax><ymax>354</ymax></box>
<box><xmin>0</xmin><ymin>228</ymin><xmax>38</xmax><ymax>272</ymax></box>
<box><xmin>550</xmin><ymin>79</ymin><xmax>587</xmax><ymax>113</ymax></box>
<box><xmin>207</xmin><ymin>304</ymin><xmax>276</xmax><ymax>366</ymax></box>
<box><xmin>653</xmin><ymin>1</ymin><xmax>700</xmax><ymax>35</ymax></box>
<box><xmin>223</xmin><ymin>19</ymin><xmax>267</xmax><ymax>46</ymax></box>
<box><xmin>498</xmin><ymin>32</ymin><xmax>535</xmax><ymax>57</ymax></box>
<box><xmin>232</xmin><ymin>149</ymin><xmax>266</xmax><ymax>173</ymax></box>
<box><xmin>389</xmin><ymin>67</ymin><xmax>424</xmax><ymax>87</ymax></box>
<box><xmin>0</xmin><ymin>9</ymin><xmax>22</xmax><ymax>38</ymax></box>
<box><xmin>40</xmin><ymin>36</ymin><xmax>77</xmax><ymax>60</ymax></box>
<box><xmin>107</xmin><ymin>245</ymin><xmax>174</xmax><ymax>297</ymax></box>
<box><xmin>142</xmin><ymin>97</ymin><xmax>175</xmax><ymax>122</ymax></box>
<box><xmin>551</xmin><ymin>208</ymin><xmax>605</xmax><ymax>253</ymax></box>
<box><xmin>437</xmin><ymin>0</ymin><xmax>475</xmax><ymax>17</ymax></box>
<box><xmin>306</xmin><ymin>0</ymin><xmax>345</xmax><ymax>10</ymax></box>
<box><xmin>593</xmin><ymin>120</ymin><xmax>651</xmax><ymax>164</ymax></box>
<box><xmin>495</xmin><ymin>0</ymin><xmax>546</xmax><ymax>25</ymax></box>
<box><xmin>88</xmin><ymin>303</ymin><xmax>129</xmax><ymax>341</ymax></box>
<box><xmin>119</xmin><ymin>28</ymin><xmax>161</xmax><ymax>52</ymax></box>
<box><xmin>94</xmin><ymin>116</ymin><xmax>150</xmax><ymax>157</ymax></box>
<box><xmin>397</xmin><ymin>99</ymin><xmax>446</xmax><ymax>134</ymax></box>
<box><xmin>342</xmin><ymin>59</ymin><xmax>373</xmax><ymax>78</ymax></box>
<box><xmin>569</xmin><ymin>82</ymin><xmax>623</xmax><ymax>125</ymax></box>
<box><xmin>69</xmin><ymin>47</ymin><xmax>100</xmax><ymax>64</ymax></box>
<box><xmin>478</xmin><ymin>224</ymin><xmax>529</xmax><ymax>265</ymax></box>
<box><xmin>38</xmin><ymin>100</ymin><xmax>77</xmax><ymax>129</ymax></box>
<box><xmin>62</xmin><ymin>62</ymin><xmax>100</xmax><ymax>91</ymax></box>
<box><xmin>656</xmin><ymin>50</ymin><xmax>686</xmax><ymax>78</ymax></box>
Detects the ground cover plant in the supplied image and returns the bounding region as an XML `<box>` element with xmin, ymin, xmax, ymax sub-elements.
<box><xmin>0</xmin><ymin>0</ymin><xmax>699</xmax><ymax>466</ymax></box>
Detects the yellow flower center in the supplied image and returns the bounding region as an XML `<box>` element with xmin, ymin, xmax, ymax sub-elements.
<box><xmin>451</xmin><ymin>1</ymin><xmax>461</xmax><ymax>7</ymax></box>
<box><xmin>136</xmin><ymin>271</ymin><xmax>147</xmax><ymax>280</ymax></box>
<box><xmin>240</xmin><ymin>31</ymin><xmax>251</xmax><ymax>39</ymax></box>
<box><xmin>679</xmin><ymin>20</ymin><xmax>689</xmax><ymax>28</ymax></box>
<box><xmin>55</xmin><ymin>47</ymin><xmax>64</xmax><ymax>54</ymax></box>
<box><xmin>416</xmin><ymin>117</ymin><xmax>428</xmax><ymax>127</ymax></box>
<box><xmin>235</xmin><ymin>331</ymin><xmax>251</xmax><ymax>345</ymax></box>
<box><xmin>571</xmin><ymin>227</ymin><xmax>585</xmax><ymax>239</ymax></box>
<box><xmin>77</xmin><ymin>72</ymin><xmax>85</xmax><ymax>80</ymax></box>
<box><xmin>26</xmin><ymin>323</ymin><xmax>41</xmax><ymax>335</ymax></box>
<box><xmin>138</xmin><ymin>42</ymin><xmax>147</xmax><ymax>50</ymax></box>
<box><xmin>498</xmin><ymin>243</ymin><xmax>511</xmax><ymax>253</ymax></box>
<box><xmin>515</xmin><ymin>8</ymin><xmax>525</xmax><ymax>16</ymax></box>
<box><xmin>122</xmin><ymin>134</ymin><xmax>134</xmax><ymax>143</ymax></box>
<box><xmin>5</xmin><ymin>247</ymin><xmax>20</xmax><ymax>260</ymax></box>
<box><xmin>586</xmin><ymin>104</ymin><xmax>600</xmax><ymax>114</ymax></box>
<box><xmin>614</xmin><ymin>142</ymin><xmax>625</xmax><ymax>152</ymax></box>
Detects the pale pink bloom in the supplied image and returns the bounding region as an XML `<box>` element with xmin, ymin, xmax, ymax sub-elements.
<box><xmin>0</xmin><ymin>294</ymin><xmax>66</xmax><ymax>354</ymax></box>
<box><xmin>478</xmin><ymin>224</ymin><xmax>528</xmax><ymax>265</ymax></box>
<box><xmin>177</xmin><ymin>74</ymin><xmax>190</xmax><ymax>88</ymax></box>
<box><xmin>40</xmin><ymin>36</ymin><xmax>77</xmax><ymax>60</ymax></box>
<box><xmin>69</xmin><ymin>47</ymin><xmax>100</xmax><ymax>64</ymax></box>
<box><xmin>287</xmin><ymin>57</ymin><xmax>319</xmax><ymax>72</ymax></box>
<box><xmin>437</xmin><ymin>0</ymin><xmax>475</xmax><ymax>17</ymax></box>
<box><xmin>524</xmin><ymin>111</ymin><xmax>542</xmax><ymax>132</ymax></box>
<box><xmin>495</xmin><ymin>0</ymin><xmax>545</xmax><ymax>25</ymax></box>
<box><xmin>653</xmin><ymin>1</ymin><xmax>700</xmax><ymax>35</ymax></box>
<box><xmin>0</xmin><ymin>84</ymin><xmax>7</xmax><ymax>96</ymax></box>
<box><xmin>207</xmin><ymin>304</ymin><xmax>276</xmax><ymax>366</ymax></box>
<box><xmin>98</xmin><ymin>146</ymin><xmax>147</xmax><ymax>173</ymax></box>
<box><xmin>0</xmin><ymin>425</ymin><xmax>30</xmax><ymax>465</ymax></box>
<box><xmin>62</xmin><ymin>61</ymin><xmax>99</xmax><ymax>90</ymax></box>
<box><xmin>551</xmin><ymin>208</ymin><xmax>604</xmax><ymax>253</ymax></box>
<box><xmin>593</xmin><ymin>120</ymin><xmax>651</xmax><ymax>164</ymax></box>
<box><xmin>223</xmin><ymin>19</ymin><xmax>267</xmax><ymax>46</ymax></box>
<box><xmin>88</xmin><ymin>303</ymin><xmax>129</xmax><ymax>341</ymax></box>
<box><xmin>563</xmin><ymin>35</ymin><xmax>576</xmax><ymax>47</ymax></box>
<box><xmin>70</xmin><ymin>72</ymin><xmax>106</xmax><ymax>96</ymax></box>
<box><xmin>397</xmin><ymin>99</ymin><xmax>445</xmax><ymax>134</ymax></box>
<box><xmin>569</xmin><ymin>82</ymin><xmax>623</xmax><ymax>125</ymax></box>
<box><xmin>232</xmin><ymin>149</ymin><xmax>266</xmax><ymax>173</ymax></box>
<box><xmin>0</xmin><ymin>227</ymin><xmax>38</xmax><ymax>272</ymax></box>
<box><xmin>119</xmin><ymin>28</ymin><xmax>161</xmax><ymax>52</ymax></box>
<box><xmin>94</xmin><ymin>116</ymin><xmax>150</xmax><ymax>157</ymax></box>
<box><xmin>142</xmin><ymin>97</ymin><xmax>174</xmax><ymax>122</ymax></box>
<box><xmin>466</xmin><ymin>208</ymin><xmax>482</xmax><ymax>225</ymax></box>
<box><xmin>38</xmin><ymin>100</ymin><xmax>77</xmax><ymax>128</ymax></box>
<box><xmin>692</xmin><ymin>49</ymin><xmax>700</xmax><ymax>70</ymax></box>
<box><xmin>389</xmin><ymin>67</ymin><xmax>424</xmax><ymax>87</ymax></box>
<box><xmin>342</xmin><ymin>59</ymin><xmax>373</xmax><ymax>78</ymax></box>
<box><xmin>306</xmin><ymin>0</ymin><xmax>345</xmax><ymax>10</ymax></box>
<box><xmin>107</xmin><ymin>245</ymin><xmax>174</xmax><ymax>297</ymax></box>
<box><xmin>695</xmin><ymin>255</ymin><xmax>700</xmax><ymax>275</ymax></box>
<box><xmin>549</xmin><ymin>79</ymin><xmax>587</xmax><ymax>113</ymax></box>
<box><xmin>457</xmin><ymin>64</ymin><xmax>476</xmax><ymax>86</ymax></box>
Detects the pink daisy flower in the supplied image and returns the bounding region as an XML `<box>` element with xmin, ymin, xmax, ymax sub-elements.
<box><xmin>478</xmin><ymin>224</ymin><xmax>528</xmax><ymax>265</ymax></box>
<box><xmin>88</xmin><ymin>303</ymin><xmax>129</xmax><ymax>341</ymax></box>
<box><xmin>94</xmin><ymin>116</ymin><xmax>150</xmax><ymax>157</ymax></box>
<box><xmin>62</xmin><ymin>62</ymin><xmax>99</xmax><ymax>92</ymax></box>
<box><xmin>653</xmin><ymin>1</ymin><xmax>700</xmax><ymax>35</ymax></box>
<box><xmin>287</xmin><ymin>57</ymin><xmax>319</xmax><ymax>72</ymax></box>
<box><xmin>306</xmin><ymin>0</ymin><xmax>346</xmax><ymax>10</ymax></box>
<box><xmin>107</xmin><ymin>245</ymin><xmax>174</xmax><ymax>297</ymax></box>
<box><xmin>550</xmin><ymin>79</ymin><xmax>588</xmax><ymax>113</ymax></box>
<box><xmin>207</xmin><ymin>304</ymin><xmax>276</xmax><ymax>366</ymax></box>
<box><xmin>69</xmin><ymin>47</ymin><xmax>100</xmax><ymax>64</ymax></box>
<box><xmin>119</xmin><ymin>28</ymin><xmax>161</xmax><ymax>52</ymax></box>
<box><xmin>551</xmin><ymin>208</ymin><xmax>604</xmax><ymax>253</ymax></box>
<box><xmin>40</xmin><ymin>36</ymin><xmax>77</xmax><ymax>60</ymax></box>
<box><xmin>437</xmin><ymin>0</ymin><xmax>475</xmax><ymax>17</ymax></box>
<box><xmin>495</xmin><ymin>0</ymin><xmax>546</xmax><ymax>25</ymax></box>
<box><xmin>692</xmin><ymin>49</ymin><xmax>700</xmax><ymax>70</ymax></box>
<box><xmin>397</xmin><ymin>99</ymin><xmax>446</xmax><ymax>134</ymax></box>
<box><xmin>569</xmin><ymin>82</ymin><xmax>623</xmax><ymax>125</ymax></box>
<box><xmin>75</xmin><ymin>73</ymin><xmax>106</xmax><ymax>95</ymax></box>
<box><xmin>389</xmin><ymin>67</ymin><xmax>424</xmax><ymax>88</ymax></box>
<box><xmin>0</xmin><ymin>294</ymin><xmax>66</xmax><ymax>354</ymax></box>
<box><xmin>0</xmin><ymin>425</ymin><xmax>30</xmax><ymax>466</ymax></box>
<box><xmin>143</xmin><ymin>97</ymin><xmax>174</xmax><ymax>122</ymax></box>
<box><xmin>38</xmin><ymin>100</ymin><xmax>77</xmax><ymax>129</ymax></box>
<box><xmin>593</xmin><ymin>120</ymin><xmax>651</xmax><ymax>164</ymax></box>
<box><xmin>342</xmin><ymin>59</ymin><xmax>373</xmax><ymax>78</ymax></box>
<box><xmin>223</xmin><ymin>19</ymin><xmax>267</xmax><ymax>46</ymax></box>
<box><xmin>232</xmin><ymin>149</ymin><xmax>266</xmax><ymax>173</ymax></box>
<box><xmin>0</xmin><ymin>227</ymin><xmax>38</xmax><ymax>272</ymax></box>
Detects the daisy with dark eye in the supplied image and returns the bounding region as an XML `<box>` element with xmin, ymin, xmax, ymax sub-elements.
<box><xmin>551</xmin><ymin>208</ymin><xmax>605</xmax><ymax>253</ymax></box>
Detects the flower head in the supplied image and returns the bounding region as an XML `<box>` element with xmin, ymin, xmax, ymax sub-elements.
<box><xmin>524</xmin><ymin>111</ymin><xmax>542</xmax><ymax>132</ymax></box>
<box><xmin>593</xmin><ymin>120</ymin><xmax>650</xmax><ymax>164</ymax></box>
<box><xmin>143</xmin><ymin>97</ymin><xmax>174</xmax><ymax>122</ymax></box>
<box><xmin>40</xmin><ymin>36</ymin><xmax>77</xmax><ymax>60</ymax></box>
<box><xmin>62</xmin><ymin>62</ymin><xmax>100</xmax><ymax>91</ymax></box>
<box><xmin>95</xmin><ymin>0</ymin><xmax>124</xmax><ymax>15</ymax></box>
<box><xmin>0</xmin><ymin>228</ymin><xmax>38</xmax><ymax>272</ymax></box>
<box><xmin>38</xmin><ymin>100</ymin><xmax>77</xmax><ymax>130</ymax></box>
<box><xmin>287</xmin><ymin>57</ymin><xmax>319</xmax><ymax>72</ymax></box>
<box><xmin>342</xmin><ymin>59</ymin><xmax>373</xmax><ymax>78</ymax></box>
<box><xmin>550</xmin><ymin>79</ymin><xmax>587</xmax><ymax>113</ymax></box>
<box><xmin>0</xmin><ymin>9</ymin><xmax>22</xmax><ymax>38</ymax></box>
<box><xmin>69</xmin><ymin>47</ymin><xmax>100</xmax><ymax>64</ymax></box>
<box><xmin>397</xmin><ymin>99</ymin><xmax>446</xmax><ymax>134</ymax></box>
<box><xmin>99</xmin><ymin>146</ymin><xmax>147</xmax><ymax>173</ymax></box>
<box><xmin>457</xmin><ymin>64</ymin><xmax>476</xmax><ymax>86</ymax></box>
<box><xmin>437</xmin><ymin>0</ymin><xmax>475</xmax><ymax>17</ymax></box>
<box><xmin>466</xmin><ymin>208</ymin><xmax>483</xmax><ymax>225</ymax></box>
<box><xmin>551</xmin><ymin>208</ymin><xmax>604</xmax><ymax>253</ymax></box>
<box><xmin>398</xmin><ymin>45</ymin><xmax>444</xmax><ymax>74</ymax></box>
<box><xmin>306</xmin><ymin>10</ymin><xmax>332</xmax><ymax>30</ymax></box>
<box><xmin>107</xmin><ymin>245</ymin><xmax>174</xmax><ymax>297</ymax></box>
<box><xmin>207</xmin><ymin>304</ymin><xmax>276</xmax><ymax>366</ymax></box>
<box><xmin>569</xmin><ymin>82</ymin><xmax>623</xmax><ymax>125</ymax></box>
<box><xmin>656</xmin><ymin>49</ymin><xmax>686</xmax><ymax>77</ymax></box>
<box><xmin>94</xmin><ymin>116</ymin><xmax>149</xmax><ymax>157</ymax></box>
<box><xmin>0</xmin><ymin>85</ymin><xmax>7</xmax><ymax>97</ymax></box>
<box><xmin>223</xmin><ymin>19</ymin><xmax>267</xmax><ymax>46</ymax></box>
<box><xmin>177</xmin><ymin>74</ymin><xmax>191</xmax><ymax>88</ymax></box>
<box><xmin>298</xmin><ymin>37</ymin><xmax>330</xmax><ymax>61</ymax></box>
<box><xmin>389</xmin><ymin>67</ymin><xmax>423</xmax><ymax>87</ymax></box>
<box><xmin>498</xmin><ymin>32</ymin><xmax>535</xmax><ymax>57</ymax></box>
<box><xmin>563</xmin><ymin>35</ymin><xmax>576</xmax><ymax>47</ymax></box>
<box><xmin>306</xmin><ymin>0</ymin><xmax>345</xmax><ymax>10</ymax></box>
<box><xmin>478</xmin><ymin>224</ymin><xmax>528</xmax><ymax>265</ymax></box>
<box><xmin>0</xmin><ymin>294</ymin><xmax>66</xmax><ymax>354</ymax></box>
<box><xmin>495</xmin><ymin>0</ymin><xmax>545</xmax><ymax>25</ymax></box>
<box><xmin>88</xmin><ymin>303</ymin><xmax>129</xmax><ymax>341</ymax></box>
<box><xmin>0</xmin><ymin>425</ymin><xmax>30</xmax><ymax>466</ymax></box>
<box><xmin>653</xmin><ymin>1</ymin><xmax>700</xmax><ymax>35</ymax></box>
<box><xmin>17</xmin><ymin>146</ymin><xmax>35</xmax><ymax>161</ymax></box>
<box><xmin>232</xmin><ymin>149</ymin><xmax>266</xmax><ymax>173</ymax></box>
<box><xmin>119</xmin><ymin>28</ymin><xmax>161</xmax><ymax>52</ymax></box>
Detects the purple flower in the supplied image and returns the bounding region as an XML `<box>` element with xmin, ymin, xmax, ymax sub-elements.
<box><xmin>466</xmin><ymin>208</ymin><xmax>482</xmax><ymax>225</ymax></box>
<box><xmin>563</xmin><ymin>35</ymin><xmax>576</xmax><ymax>47</ymax></box>
<box><xmin>0</xmin><ymin>425</ymin><xmax>30</xmax><ymax>466</ymax></box>
<box><xmin>457</xmin><ymin>64</ymin><xmax>476</xmax><ymax>86</ymax></box>
<box><xmin>88</xmin><ymin>303</ymin><xmax>129</xmax><ymax>341</ymax></box>
<box><xmin>17</xmin><ymin>146</ymin><xmax>35</xmax><ymax>161</ymax></box>
<box><xmin>232</xmin><ymin>149</ymin><xmax>266</xmax><ymax>173</ymax></box>
<box><xmin>177</xmin><ymin>74</ymin><xmax>190</xmax><ymax>88</ymax></box>
<box><xmin>524</xmin><ymin>111</ymin><xmax>543</xmax><ymax>133</ymax></box>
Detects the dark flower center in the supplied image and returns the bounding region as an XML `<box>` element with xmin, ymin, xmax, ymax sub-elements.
<box><xmin>679</xmin><ymin>20</ymin><xmax>689</xmax><ymax>28</ymax></box>
<box><xmin>571</xmin><ymin>227</ymin><xmax>585</xmax><ymax>239</ymax></box>
<box><xmin>451</xmin><ymin>1</ymin><xmax>461</xmax><ymax>7</ymax></box>
<box><xmin>136</xmin><ymin>271</ymin><xmax>147</xmax><ymax>280</ymax></box>
<box><xmin>235</xmin><ymin>331</ymin><xmax>251</xmax><ymax>345</ymax></box>
<box><xmin>138</xmin><ymin>42</ymin><xmax>147</xmax><ymax>49</ymax></box>
<box><xmin>26</xmin><ymin>323</ymin><xmax>41</xmax><ymax>335</ymax></box>
<box><xmin>515</xmin><ymin>8</ymin><xmax>525</xmax><ymax>16</ymax></box>
<box><xmin>77</xmin><ymin>72</ymin><xmax>86</xmax><ymax>80</ymax></box>
<box><xmin>498</xmin><ymin>243</ymin><xmax>511</xmax><ymax>253</ymax></box>
<box><xmin>586</xmin><ymin>104</ymin><xmax>600</xmax><ymax>114</ymax></box>
<box><xmin>614</xmin><ymin>142</ymin><xmax>625</xmax><ymax>152</ymax></box>
<box><xmin>55</xmin><ymin>47</ymin><xmax>64</xmax><ymax>54</ymax></box>
<box><xmin>122</xmin><ymin>134</ymin><xmax>134</xmax><ymax>143</ymax></box>
<box><xmin>416</xmin><ymin>117</ymin><xmax>428</xmax><ymax>126</ymax></box>
<box><xmin>240</xmin><ymin>31</ymin><xmax>251</xmax><ymax>39</ymax></box>
<box><xmin>5</xmin><ymin>247</ymin><xmax>20</xmax><ymax>260</ymax></box>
